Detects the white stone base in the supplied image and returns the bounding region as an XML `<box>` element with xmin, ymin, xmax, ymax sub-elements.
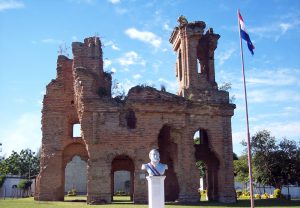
<box><xmin>146</xmin><ymin>176</ymin><xmax>166</xmax><ymax>208</ymax></box>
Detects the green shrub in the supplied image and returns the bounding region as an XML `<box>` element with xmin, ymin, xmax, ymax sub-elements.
<box><xmin>238</xmin><ymin>190</ymin><xmax>251</xmax><ymax>199</ymax></box>
<box><xmin>242</xmin><ymin>190</ymin><xmax>250</xmax><ymax>196</ymax></box>
<box><xmin>239</xmin><ymin>194</ymin><xmax>250</xmax><ymax>199</ymax></box>
<box><xmin>255</xmin><ymin>194</ymin><xmax>261</xmax><ymax>199</ymax></box>
<box><xmin>0</xmin><ymin>175</ymin><xmax>6</xmax><ymax>188</ymax></box>
<box><xmin>115</xmin><ymin>190</ymin><xmax>126</xmax><ymax>196</ymax></box>
<box><xmin>67</xmin><ymin>188</ymin><xmax>77</xmax><ymax>196</ymax></box>
<box><xmin>273</xmin><ymin>189</ymin><xmax>281</xmax><ymax>198</ymax></box>
<box><xmin>200</xmin><ymin>190</ymin><xmax>207</xmax><ymax>199</ymax></box>
<box><xmin>17</xmin><ymin>180</ymin><xmax>32</xmax><ymax>190</ymax></box>
<box><xmin>236</xmin><ymin>190</ymin><xmax>242</xmax><ymax>198</ymax></box>
<box><xmin>261</xmin><ymin>193</ymin><xmax>269</xmax><ymax>199</ymax></box>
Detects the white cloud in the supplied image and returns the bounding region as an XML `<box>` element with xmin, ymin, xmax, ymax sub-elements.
<box><xmin>158</xmin><ymin>78</ymin><xmax>177</xmax><ymax>93</ymax></box>
<box><xmin>231</xmin><ymin>68</ymin><xmax>300</xmax><ymax>105</ymax></box>
<box><xmin>15</xmin><ymin>98</ymin><xmax>25</xmax><ymax>104</ymax></box>
<box><xmin>133</xmin><ymin>74</ymin><xmax>141</xmax><ymax>80</ymax></box>
<box><xmin>0</xmin><ymin>0</ymin><xmax>24</xmax><ymax>11</ymax></box>
<box><xmin>108</xmin><ymin>0</ymin><xmax>120</xmax><ymax>4</ymax></box>
<box><xmin>72</xmin><ymin>36</ymin><xmax>78</xmax><ymax>41</ymax></box>
<box><xmin>233</xmin><ymin>120</ymin><xmax>300</xmax><ymax>155</ymax></box>
<box><xmin>232</xmin><ymin>131</ymin><xmax>246</xmax><ymax>145</ymax></box>
<box><xmin>279</xmin><ymin>23</ymin><xmax>293</xmax><ymax>34</ymax></box>
<box><xmin>104</xmin><ymin>59</ymin><xmax>112</xmax><ymax>68</ymax></box>
<box><xmin>249</xmin><ymin>18</ymin><xmax>300</xmax><ymax>41</ymax></box>
<box><xmin>118</xmin><ymin>79</ymin><xmax>136</xmax><ymax>94</ymax></box>
<box><xmin>252</xmin><ymin>121</ymin><xmax>300</xmax><ymax>140</ymax></box>
<box><xmin>41</xmin><ymin>38</ymin><xmax>62</xmax><ymax>44</ymax></box>
<box><xmin>1</xmin><ymin>112</ymin><xmax>41</xmax><ymax>156</ymax></box>
<box><xmin>125</xmin><ymin>28</ymin><xmax>162</xmax><ymax>48</ymax></box>
<box><xmin>103</xmin><ymin>40</ymin><xmax>120</xmax><ymax>50</ymax></box>
<box><xmin>111</xmin><ymin>44</ymin><xmax>120</xmax><ymax>51</ymax></box>
<box><xmin>118</xmin><ymin>51</ymin><xmax>145</xmax><ymax>67</ymax></box>
<box><xmin>248</xmin><ymin>68</ymin><xmax>300</xmax><ymax>87</ymax></box>
<box><xmin>247</xmin><ymin>89</ymin><xmax>300</xmax><ymax>103</ymax></box>
<box><xmin>68</xmin><ymin>0</ymin><xmax>93</xmax><ymax>4</ymax></box>
<box><xmin>152</xmin><ymin>61</ymin><xmax>161</xmax><ymax>74</ymax></box>
<box><xmin>115</xmin><ymin>7</ymin><xmax>127</xmax><ymax>15</ymax></box>
<box><xmin>216</xmin><ymin>48</ymin><xmax>236</xmax><ymax>66</ymax></box>
<box><xmin>111</xmin><ymin>67</ymin><xmax>117</xmax><ymax>73</ymax></box>
<box><xmin>163</xmin><ymin>22</ymin><xmax>172</xmax><ymax>31</ymax></box>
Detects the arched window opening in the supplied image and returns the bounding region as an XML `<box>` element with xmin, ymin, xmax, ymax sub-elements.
<box><xmin>197</xmin><ymin>59</ymin><xmax>202</xmax><ymax>74</ymax></box>
<box><xmin>193</xmin><ymin>129</ymin><xmax>208</xmax><ymax>145</ymax></box>
<box><xmin>178</xmin><ymin>50</ymin><xmax>182</xmax><ymax>81</ymax></box>
<box><xmin>126</xmin><ymin>109</ymin><xmax>136</xmax><ymax>129</ymax></box>
<box><xmin>72</xmin><ymin>123</ymin><xmax>81</xmax><ymax>138</ymax></box>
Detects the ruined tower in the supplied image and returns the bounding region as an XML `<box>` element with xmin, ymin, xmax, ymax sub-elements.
<box><xmin>170</xmin><ymin>16</ymin><xmax>220</xmax><ymax>99</ymax></box>
<box><xmin>35</xmin><ymin>17</ymin><xmax>236</xmax><ymax>204</ymax></box>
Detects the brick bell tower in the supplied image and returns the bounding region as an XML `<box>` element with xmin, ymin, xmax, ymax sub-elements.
<box><xmin>169</xmin><ymin>15</ymin><xmax>220</xmax><ymax>99</ymax></box>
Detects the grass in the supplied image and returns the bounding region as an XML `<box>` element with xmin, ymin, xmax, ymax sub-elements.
<box><xmin>0</xmin><ymin>197</ymin><xmax>299</xmax><ymax>208</ymax></box>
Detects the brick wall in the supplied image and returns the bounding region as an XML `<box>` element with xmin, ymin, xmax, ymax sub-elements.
<box><xmin>36</xmin><ymin>20</ymin><xmax>236</xmax><ymax>204</ymax></box>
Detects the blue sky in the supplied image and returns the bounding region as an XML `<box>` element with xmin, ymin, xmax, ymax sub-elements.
<box><xmin>0</xmin><ymin>0</ymin><xmax>299</xmax><ymax>157</ymax></box>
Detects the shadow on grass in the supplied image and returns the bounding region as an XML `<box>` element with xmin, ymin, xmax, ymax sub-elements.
<box><xmin>64</xmin><ymin>195</ymin><xmax>87</xmax><ymax>202</ymax></box>
<box><xmin>165</xmin><ymin>199</ymin><xmax>300</xmax><ymax>207</ymax></box>
<box><xmin>112</xmin><ymin>200</ymin><xmax>133</xmax><ymax>204</ymax></box>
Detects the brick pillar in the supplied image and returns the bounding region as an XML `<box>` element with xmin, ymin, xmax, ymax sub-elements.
<box><xmin>87</xmin><ymin>156</ymin><xmax>112</xmax><ymax>204</ymax></box>
<box><xmin>209</xmin><ymin>117</ymin><xmax>236</xmax><ymax>203</ymax></box>
<box><xmin>177</xmin><ymin>130</ymin><xmax>200</xmax><ymax>202</ymax></box>
<box><xmin>36</xmin><ymin>152</ymin><xmax>64</xmax><ymax>201</ymax></box>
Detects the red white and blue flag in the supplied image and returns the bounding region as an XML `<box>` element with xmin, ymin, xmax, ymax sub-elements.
<box><xmin>238</xmin><ymin>10</ymin><xmax>255</xmax><ymax>55</ymax></box>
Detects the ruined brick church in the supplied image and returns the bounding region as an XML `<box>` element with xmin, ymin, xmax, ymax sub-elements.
<box><xmin>35</xmin><ymin>17</ymin><xmax>236</xmax><ymax>204</ymax></box>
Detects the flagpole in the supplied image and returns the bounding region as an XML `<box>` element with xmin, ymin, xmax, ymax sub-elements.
<box><xmin>237</xmin><ymin>9</ymin><xmax>255</xmax><ymax>208</ymax></box>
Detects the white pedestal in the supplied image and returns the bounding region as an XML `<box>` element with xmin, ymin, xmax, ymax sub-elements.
<box><xmin>146</xmin><ymin>176</ymin><xmax>166</xmax><ymax>208</ymax></box>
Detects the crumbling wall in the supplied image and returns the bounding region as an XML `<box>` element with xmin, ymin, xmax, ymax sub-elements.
<box><xmin>37</xmin><ymin>18</ymin><xmax>236</xmax><ymax>204</ymax></box>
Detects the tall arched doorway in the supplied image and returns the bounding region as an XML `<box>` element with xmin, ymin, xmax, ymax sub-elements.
<box><xmin>193</xmin><ymin>128</ymin><xmax>220</xmax><ymax>201</ymax></box>
<box><xmin>111</xmin><ymin>155</ymin><xmax>134</xmax><ymax>202</ymax></box>
<box><xmin>65</xmin><ymin>155</ymin><xmax>87</xmax><ymax>195</ymax></box>
<box><xmin>158</xmin><ymin>125</ymin><xmax>180</xmax><ymax>202</ymax></box>
<box><xmin>63</xmin><ymin>142</ymin><xmax>88</xmax><ymax>200</ymax></box>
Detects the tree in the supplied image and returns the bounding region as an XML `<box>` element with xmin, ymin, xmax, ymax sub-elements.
<box><xmin>250</xmin><ymin>130</ymin><xmax>278</xmax><ymax>187</ymax></box>
<box><xmin>278</xmin><ymin>138</ymin><xmax>300</xmax><ymax>186</ymax></box>
<box><xmin>234</xmin><ymin>155</ymin><xmax>249</xmax><ymax>186</ymax></box>
<box><xmin>0</xmin><ymin>175</ymin><xmax>5</xmax><ymax>188</ymax></box>
<box><xmin>233</xmin><ymin>152</ymin><xmax>239</xmax><ymax>160</ymax></box>
<box><xmin>196</xmin><ymin>160</ymin><xmax>206</xmax><ymax>178</ymax></box>
<box><xmin>0</xmin><ymin>149</ymin><xmax>40</xmax><ymax>178</ymax></box>
<box><xmin>246</xmin><ymin>130</ymin><xmax>300</xmax><ymax>189</ymax></box>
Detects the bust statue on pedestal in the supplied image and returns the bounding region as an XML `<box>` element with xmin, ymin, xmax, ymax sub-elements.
<box><xmin>142</xmin><ymin>149</ymin><xmax>168</xmax><ymax>208</ymax></box>
<box><xmin>141</xmin><ymin>149</ymin><xmax>168</xmax><ymax>176</ymax></box>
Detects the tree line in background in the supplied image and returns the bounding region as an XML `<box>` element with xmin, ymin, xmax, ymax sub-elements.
<box><xmin>0</xmin><ymin>149</ymin><xmax>40</xmax><ymax>179</ymax></box>
<box><xmin>234</xmin><ymin>130</ymin><xmax>300</xmax><ymax>192</ymax></box>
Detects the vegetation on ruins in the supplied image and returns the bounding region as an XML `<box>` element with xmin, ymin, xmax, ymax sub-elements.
<box><xmin>218</xmin><ymin>82</ymin><xmax>235</xmax><ymax>103</ymax></box>
<box><xmin>218</xmin><ymin>82</ymin><xmax>232</xmax><ymax>91</ymax></box>
<box><xmin>111</xmin><ymin>78</ymin><xmax>126</xmax><ymax>102</ymax></box>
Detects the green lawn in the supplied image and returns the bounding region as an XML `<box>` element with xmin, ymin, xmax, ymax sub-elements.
<box><xmin>0</xmin><ymin>197</ymin><xmax>299</xmax><ymax>208</ymax></box>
